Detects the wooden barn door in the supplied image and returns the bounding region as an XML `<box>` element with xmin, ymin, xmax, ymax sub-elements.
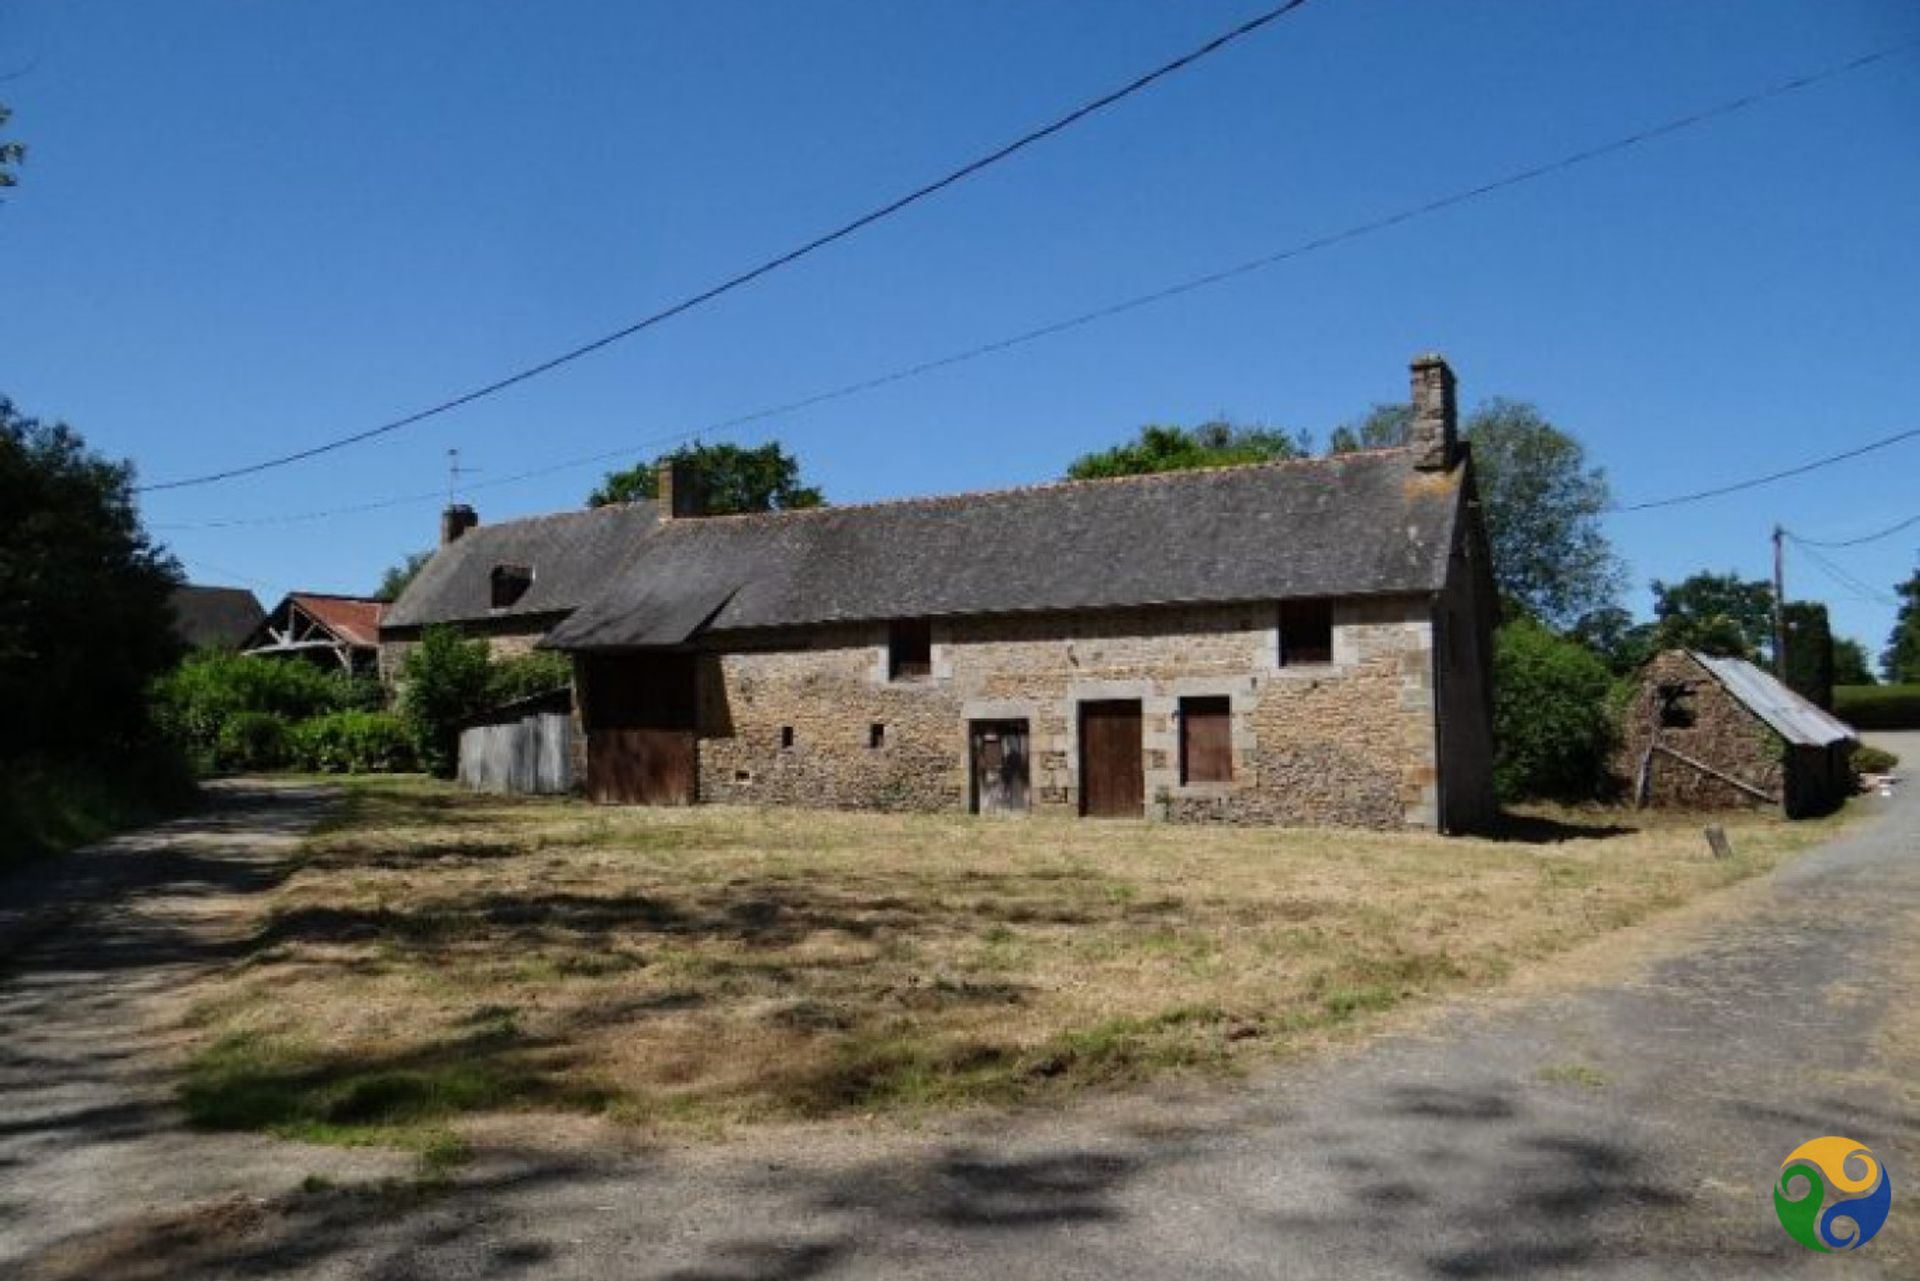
<box><xmin>585</xmin><ymin>654</ymin><xmax>698</xmax><ymax>805</ymax></box>
<box><xmin>970</xmin><ymin>720</ymin><xmax>1030</xmax><ymax>814</ymax></box>
<box><xmin>1079</xmin><ymin>700</ymin><xmax>1143</xmax><ymax>818</ymax></box>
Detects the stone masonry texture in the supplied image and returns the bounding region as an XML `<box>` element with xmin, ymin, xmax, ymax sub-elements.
<box><xmin>688</xmin><ymin>597</ymin><xmax>1443</xmax><ymax>830</ymax></box>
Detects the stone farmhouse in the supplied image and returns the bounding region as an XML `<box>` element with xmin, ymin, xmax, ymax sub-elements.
<box><xmin>382</xmin><ymin>354</ymin><xmax>1498</xmax><ymax>833</ymax></box>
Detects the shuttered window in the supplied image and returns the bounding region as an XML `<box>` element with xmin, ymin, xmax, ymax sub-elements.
<box><xmin>1179</xmin><ymin>697</ymin><xmax>1233</xmax><ymax>784</ymax></box>
<box><xmin>1279</xmin><ymin>600</ymin><xmax>1333</xmax><ymax>666</ymax></box>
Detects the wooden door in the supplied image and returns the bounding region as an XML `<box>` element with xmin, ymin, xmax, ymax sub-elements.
<box><xmin>1079</xmin><ymin>700</ymin><xmax>1143</xmax><ymax>818</ymax></box>
<box><xmin>585</xmin><ymin>654</ymin><xmax>698</xmax><ymax>805</ymax></box>
<box><xmin>971</xmin><ymin>720</ymin><xmax>1030</xmax><ymax>814</ymax></box>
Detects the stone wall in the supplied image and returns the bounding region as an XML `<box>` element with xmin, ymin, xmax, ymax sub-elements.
<box><xmin>1616</xmin><ymin>650</ymin><xmax>1783</xmax><ymax>809</ymax></box>
<box><xmin>685</xmin><ymin>597</ymin><xmax>1441</xmax><ymax>829</ymax></box>
<box><xmin>377</xmin><ymin>617</ymin><xmax>561</xmax><ymax>684</ymax></box>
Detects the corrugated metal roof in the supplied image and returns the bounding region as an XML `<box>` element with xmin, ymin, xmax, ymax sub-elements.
<box><xmin>1691</xmin><ymin>652</ymin><xmax>1857</xmax><ymax>747</ymax></box>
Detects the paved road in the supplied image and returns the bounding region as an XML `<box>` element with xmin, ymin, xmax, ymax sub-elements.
<box><xmin>4</xmin><ymin>746</ymin><xmax>1915</xmax><ymax>1279</ymax></box>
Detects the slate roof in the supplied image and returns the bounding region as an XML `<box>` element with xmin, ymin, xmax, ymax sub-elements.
<box><xmin>1690</xmin><ymin>652</ymin><xmax>1857</xmax><ymax>748</ymax></box>
<box><xmin>544</xmin><ymin>449</ymin><xmax>1465</xmax><ymax>652</ymax></box>
<box><xmin>381</xmin><ymin>502</ymin><xmax>661</xmax><ymax>629</ymax></box>
<box><xmin>169</xmin><ymin>584</ymin><xmax>266</xmax><ymax>651</ymax></box>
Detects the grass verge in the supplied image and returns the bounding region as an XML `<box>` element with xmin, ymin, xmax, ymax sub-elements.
<box><xmin>177</xmin><ymin>777</ymin><xmax>1859</xmax><ymax>1143</ymax></box>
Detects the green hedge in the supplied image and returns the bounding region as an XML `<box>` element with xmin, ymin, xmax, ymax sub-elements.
<box><xmin>1493</xmin><ymin>618</ymin><xmax>1621</xmax><ymax>802</ymax></box>
<box><xmin>1835</xmin><ymin>685</ymin><xmax>1920</xmax><ymax>731</ymax></box>
<box><xmin>289</xmin><ymin>711</ymin><xmax>415</xmax><ymax>774</ymax></box>
<box><xmin>154</xmin><ymin>652</ymin><xmax>377</xmax><ymax>772</ymax></box>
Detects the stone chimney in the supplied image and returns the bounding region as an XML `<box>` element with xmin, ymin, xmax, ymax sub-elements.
<box><xmin>655</xmin><ymin>458</ymin><xmax>705</xmax><ymax>520</ymax></box>
<box><xmin>441</xmin><ymin>503</ymin><xmax>479</xmax><ymax>545</ymax></box>
<box><xmin>1409</xmin><ymin>353</ymin><xmax>1459</xmax><ymax>471</ymax></box>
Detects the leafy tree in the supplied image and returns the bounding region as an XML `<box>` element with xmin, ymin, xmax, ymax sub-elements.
<box><xmin>0</xmin><ymin>104</ymin><xmax>23</xmax><ymax>192</ymax></box>
<box><xmin>590</xmin><ymin>441</ymin><xmax>823</xmax><ymax>512</ymax></box>
<box><xmin>1467</xmin><ymin>400</ymin><xmax>1623</xmax><ymax>628</ymax></box>
<box><xmin>1492</xmin><ymin>617</ymin><xmax>1620</xmax><ymax>801</ymax></box>
<box><xmin>1885</xmin><ymin>571</ymin><xmax>1920</xmax><ymax>683</ymax></box>
<box><xmin>1569</xmin><ymin>605</ymin><xmax>1658</xmax><ymax>676</ymax></box>
<box><xmin>1329</xmin><ymin>398</ymin><xmax>1622</xmax><ymax>627</ymax></box>
<box><xmin>1065</xmin><ymin>420</ymin><xmax>1309</xmax><ymax>480</ymax></box>
<box><xmin>0</xmin><ymin>398</ymin><xmax>182</xmax><ymax>762</ymax></box>
<box><xmin>396</xmin><ymin>626</ymin><xmax>494</xmax><ymax>777</ymax></box>
<box><xmin>1326</xmin><ymin>403</ymin><xmax>1412</xmax><ymax>454</ymax></box>
<box><xmin>1650</xmin><ymin>571</ymin><xmax>1775</xmax><ymax>661</ymax></box>
<box><xmin>375</xmin><ymin>549</ymin><xmax>432</xmax><ymax>603</ymax></box>
<box><xmin>1833</xmin><ymin>637</ymin><xmax>1876</xmax><ymax>687</ymax></box>
<box><xmin>1780</xmin><ymin>601</ymin><xmax>1834</xmax><ymax>709</ymax></box>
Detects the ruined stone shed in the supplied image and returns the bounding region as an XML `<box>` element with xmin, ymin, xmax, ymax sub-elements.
<box><xmin>1617</xmin><ymin>650</ymin><xmax>1857</xmax><ymax>819</ymax></box>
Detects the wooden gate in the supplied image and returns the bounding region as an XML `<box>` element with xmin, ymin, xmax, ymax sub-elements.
<box><xmin>584</xmin><ymin>654</ymin><xmax>698</xmax><ymax>805</ymax></box>
<box><xmin>970</xmin><ymin>719</ymin><xmax>1030</xmax><ymax>814</ymax></box>
<box><xmin>1079</xmin><ymin>700</ymin><xmax>1143</xmax><ymax>818</ymax></box>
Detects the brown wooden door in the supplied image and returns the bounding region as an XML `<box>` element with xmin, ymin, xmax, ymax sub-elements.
<box><xmin>585</xmin><ymin>654</ymin><xmax>698</xmax><ymax>805</ymax></box>
<box><xmin>1079</xmin><ymin>700</ymin><xmax>1143</xmax><ymax>818</ymax></box>
<box><xmin>971</xmin><ymin>720</ymin><xmax>1030</xmax><ymax>814</ymax></box>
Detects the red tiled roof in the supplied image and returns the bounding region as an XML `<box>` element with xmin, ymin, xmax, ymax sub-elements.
<box><xmin>290</xmin><ymin>594</ymin><xmax>385</xmax><ymax>648</ymax></box>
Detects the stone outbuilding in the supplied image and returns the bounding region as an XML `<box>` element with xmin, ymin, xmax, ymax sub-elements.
<box><xmin>1617</xmin><ymin>649</ymin><xmax>1857</xmax><ymax>819</ymax></box>
<box><xmin>533</xmin><ymin>354</ymin><xmax>1499</xmax><ymax>833</ymax></box>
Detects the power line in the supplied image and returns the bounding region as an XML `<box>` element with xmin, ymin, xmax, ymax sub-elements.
<box><xmin>151</xmin><ymin>37</ymin><xmax>1920</xmax><ymax>534</ymax></box>
<box><xmin>1610</xmin><ymin>425</ymin><xmax>1920</xmax><ymax>513</ymax></box>
<box><xmin>1788</xmin><ymin>511</ymin><xmax>1920</xmax><ymax>548</ymax></box>
<box><xmin>1788</xmin><ymin>539</ymin><xmax>1901</xmax><ymax>608</ymax></box>
<box><xmin>133</xmin><ymin>0</ymin><xmax>1321</xmax><ymax>496</ymax></box>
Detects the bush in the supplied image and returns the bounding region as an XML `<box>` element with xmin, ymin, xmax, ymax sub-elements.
<box><xmin>1851</xmin><ymin>743</ymin><xmax>1900</xmax><ymax>776</ymax></box>
<box><xmin>214</xmin><ymin>711</ymin><xmax>291</xmax><ymax>772</ymax></box>
<box><xmin>289</xmin><ymin>711</ymin><xmax>415</xmax><ymax>774</ymax></box>
<box><xmin>154</xmin><ymin>652</ymin><xmax>370</xmax><ymax>770</ymax></box>
<box><xmin>1493</xmin><ymin>618</ymin><xmax>1620</xmax><ymax>802</ymax></box>
<box><xmin>397</xmin><ymin>627</ymin><xmax>495</xmax><ymax>778</ymax></box>
<box><xmin>487</xmin><ymin>651</ymin><xmax>572</xmax><ymax>706</ymax></box>
<box><xmin>1835</xmin><ymin>684</ymin><xmax>1920</xmax><ymax>731</ymax></box>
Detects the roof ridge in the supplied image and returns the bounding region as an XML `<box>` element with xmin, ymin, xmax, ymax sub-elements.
<box><xmin>453</xmin><ymin>499</ymin><xmax>658</xmax><ymax>536</ymax></box>
<box><xmin>655</xmin><ymin>447</ymin><xmax>1421</xmax><ymax>529</ymax></box>
<box><xmin>289</xmin><ymin>591</ymin><xmax>386</xmax><ymax>603</ymax></box>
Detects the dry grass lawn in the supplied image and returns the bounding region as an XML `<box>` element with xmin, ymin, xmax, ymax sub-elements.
<box><xmin>177</xmin><ymin>778</ymin><xmax>1853</xmax><ymax>1148</ymax></box>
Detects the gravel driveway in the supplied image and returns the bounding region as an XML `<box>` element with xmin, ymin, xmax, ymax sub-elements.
<box><xmin>4</xmin><ymin>743</ymin><xmax>1914</xmax><ymax>1279</ymax></box>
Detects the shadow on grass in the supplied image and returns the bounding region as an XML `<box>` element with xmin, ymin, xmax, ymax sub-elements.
<box><xmin>1484</xmin><ymin>811</ymin><xmax>1637</xmax><ymax>844</ymax></box>
<box><xmin>180</xmin><ymin>1020</ymin><xmax>614</xmax><ymax>1149</ymax></box>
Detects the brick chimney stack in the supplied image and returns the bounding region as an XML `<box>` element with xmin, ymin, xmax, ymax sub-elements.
<box><xmin>1409</xmin><ymin>353</ymin><xmax>1458</xmax><ymax>471</ymax></box>
<box><xmin>656</xmin><ymin>458</ymin><xmax>705</xmax><ymax>520</ymax></box>
<box><xmin>441</xmin><ymin>503</ymin><xmax>479</xmax><ymax>545</ymax></box>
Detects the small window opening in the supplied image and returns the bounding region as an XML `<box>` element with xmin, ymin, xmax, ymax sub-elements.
<box><xmin>1279</xmin><ymin>600</ymin><xmax>1333</xmax><ymax>666</ymax></box>
<box><xmin>780</xmin><ymin>726</ymin><xmax>795</xmax><ymax>749</ymax></box>
<box><xmin>889</xmin><ymin>619</ymin><xmax>932</xmax><ymax>680</ymax></box>
<box><xmin>734</xmin><ymin>769</ymin><xmax>753</xmax><ymax>783</ymax></box>
<box><xmin>490</xmin><ymin>564</ymin><xmax>533</xmax><ymax>610</ymax></box>
<box><xmin>1657</xmin><ymin>682</ymin><xmax>1696</xmax><ymax>729</ymax></box>
<box><xmin>869</xmin><ymin>723</ymin><xmax>886</xmax><ymax>749</ymax></box>
<box><xmin>1179</xmin><ymin>696</ymin><xmax>1233</xmax><ymax>784</ymax></box>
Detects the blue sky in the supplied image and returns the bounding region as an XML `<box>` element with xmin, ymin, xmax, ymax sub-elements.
<box><xmin>3</xmin><ymin>1</ymin><xmax>1917</xmax><ymax>658</ymax></box>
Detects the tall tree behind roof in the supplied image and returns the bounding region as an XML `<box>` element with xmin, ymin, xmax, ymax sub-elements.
<box><xmin>589</xmin><ymin>442</ymin><xmax>823</xmax><ymax>513</ymax></box>
<box><xmin>1064</xmin><ymin>421</ymin><xmax>1309</xmax><ymax>480</ymax></box>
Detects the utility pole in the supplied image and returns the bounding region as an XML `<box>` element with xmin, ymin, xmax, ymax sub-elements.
<box><xmin>1772</xmin><ymin>524</ymin><xmax>1788</xmax><ymax>678</ymax></box>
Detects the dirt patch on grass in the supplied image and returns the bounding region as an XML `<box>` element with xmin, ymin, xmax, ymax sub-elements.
<box><xmin>174</xmin><ymin>779</ymin><xmax>1855</xmax><ymax>1142</ymax></box>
